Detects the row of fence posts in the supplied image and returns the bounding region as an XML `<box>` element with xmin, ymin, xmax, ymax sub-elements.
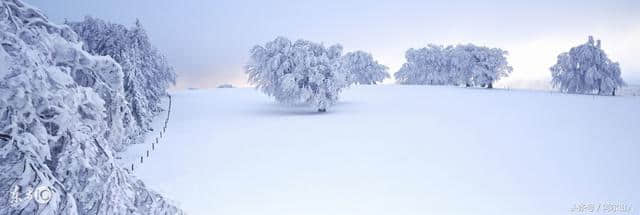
<box><xmin>130</xmin><ymin>95</ymin><xmax>172</xmax><ymax>172</ymax></box>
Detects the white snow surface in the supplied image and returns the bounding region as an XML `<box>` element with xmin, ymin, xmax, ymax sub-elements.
<box><xmin>127</xmin><ymin>85</ymin><xmax>639</xmax><ymax>215</ymax></box>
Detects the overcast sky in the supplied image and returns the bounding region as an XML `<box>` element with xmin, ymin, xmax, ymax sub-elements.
<box><xmin>28</xmin><ymin>0</ymin><xmax>640</xmax><ymax>89</ymax></box>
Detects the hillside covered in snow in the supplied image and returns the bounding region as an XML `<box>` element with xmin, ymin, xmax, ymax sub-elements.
<box><xmin>129</xmin><ymin>85</ymin><xmax>639</xmax><ymax>215</ymax></box>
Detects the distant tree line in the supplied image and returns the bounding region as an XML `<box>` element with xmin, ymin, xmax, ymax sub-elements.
<box><xmin>247</xmin><ymin>36</ymin><xmax>625</xmax><ymax>112</ymax></box>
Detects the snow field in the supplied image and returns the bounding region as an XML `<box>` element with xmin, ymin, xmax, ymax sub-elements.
<box><xmin>129</xmin><ymin>85</ymin><xmax>639</xmax><ymax>215</ymax></box>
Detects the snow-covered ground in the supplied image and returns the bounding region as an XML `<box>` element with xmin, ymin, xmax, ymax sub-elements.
<box><xmin>124</xmin><ymin>85</ymin><xmax>639</xmax><ymax>215</ymax></box>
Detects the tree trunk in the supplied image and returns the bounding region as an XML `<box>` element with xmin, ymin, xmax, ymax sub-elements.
<box><xmin>0</xmin><ymin>133</ymin><xmax>10</xmax><ymax>141</ymax></box>
<box><xmin>488</xmin><ymin>83</ymin><xmax>493</xmax><ymax>89</ymax></box>
<box><xmin>318</xmin><ymin>108</ymin><xmax>326</xmax><ymax>113</ymax></box>
<box><xmin>465</xmin><ymin>83</ymin><xmax>470</xmax><ymax>88</ymax></box>
<box><xmin>612</xmin><ymin>88</ymin><xmax>616</xmax><ymax>96</ymax></box>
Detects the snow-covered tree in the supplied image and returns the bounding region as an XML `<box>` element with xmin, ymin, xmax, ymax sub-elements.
<box><xmin>459</xmin><ymin>44</ymin><xmax>513</xmax><ymax>88</ymax></box>
<box><xmin>395</xmin><ymin>44</ymin><xmax>512</xmax><ymax>88</ymax></box>
<box><xmin>246</xmin><ymin>37</ymin><xmax>347</xmax><ymax>112</ymax></box>
<box><xmin>67</xmin><ymin>17</ymin><xmax>176</xmax><ymax>148</ymax></box>
<box><xmin>550</xmin><ymin>36</ymin><xmax>625</xmax><ymax>95</ymax></box>
<box><xmin>447</xmin><ymin>45</ymin><xmax>473</xmax><ymax>86</ymax></box>
<box><xmin>0</xmin><ymin>0</ymin><xmax>181</xmax><ymax>214</ymax></box>
<box><xmin>339</xmin><ymin>51</ymin><xmax>389</xmax><ymax>85</ymax></box>
<box><xmin>395</xmin><ymin>45</ymin><xmax>452</xmax><ymax>85</ymax></box>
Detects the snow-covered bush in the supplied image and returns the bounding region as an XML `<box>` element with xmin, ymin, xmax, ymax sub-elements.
<box><xmin>339</xmin><ymin>51</ymin><xmax>389</xmax><ymax>85</ymax></box>
<box><xmin>550</xmin><ymin>36</ymin><xmax>625</xmax><ymax>95</ymax></box>
<box><xmin>0</xmin><ymin>0</ymin><xmax>181</xmax><ymax>214</ymax></box>
<box><xmin>395</xmin><ymin>44</ymin><xmax>512</xmax><ymax>88</ymax></box>
<box><xmin>246</xmin><ymin>37</ymin><xmax>347</xmax><ymax>112</ymax></box>
<box><xmin>67</xmin><ymin>17</ymin><xmax>176</xmax><ymax>147</ymax></box>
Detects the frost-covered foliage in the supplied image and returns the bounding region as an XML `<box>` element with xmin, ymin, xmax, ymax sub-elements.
<box><xmin>0</xmin><ymin>0</ymin><xmax>181</xmax><ymax>214</ymax></box>
<box><xmin>395</xmin><ymin>44</ymin><xmax>512</xmax><ymax>88</ymax></box>
<box><xmin>550</xmin><ymin>36</ymin><xmax>625</xmax><ymax>95</ymax></box>
<box><xmin>246</xmin><ymin>37</ymin><xmax>347</xmax><ymax>112</ymax></box>
<box><xmin>395</xmin><ymin>45</ymin><xmax>451</xmax><ymax>85</ymax></box>
<box><xmin>339</xmin><ymin>51</ymin><xmax>389</xmax><ymax>85</ymax></box>
<box><xmin>67</xmin><ymin>17</ymin><xmax>176</xmax><ymax>146</ymax></box>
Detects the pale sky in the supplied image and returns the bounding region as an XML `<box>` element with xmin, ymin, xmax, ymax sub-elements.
<box><xmin>28</xmin><ymin>0</ymin><xmax>640</xmax><ymax>89</ymax></box>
